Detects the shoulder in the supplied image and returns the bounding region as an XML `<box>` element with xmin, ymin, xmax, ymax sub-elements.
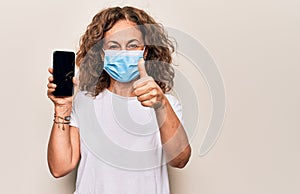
<box><xmin>165</xmin><ymin>93</ymin><xmax>184</xmax><ymax>123</ymax></box>
<box><xmin>72</xmin><ymin>91</ymin><xmax>94</xmax><ymax>109</ymax></box>
<box><xmin>164</xmin><ymin>93</ymin><xmax>183</xmax><ymax>113</ymax></box>
<box><xmin>165</xmin><ymin>93</ymin><xmax>181</xmax><ymax>106</ymax></box>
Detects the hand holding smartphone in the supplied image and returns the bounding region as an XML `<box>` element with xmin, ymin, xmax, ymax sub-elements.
<box><xmin>52</xmin><ymin>51</ymin><xmax>75</xmax><ymax>97</ymax></box>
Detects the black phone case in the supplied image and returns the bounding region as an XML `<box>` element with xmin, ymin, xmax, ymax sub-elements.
<box><xmin>52</xmin><ymin>51</ymin><xmax>75</xmax><ymax>97</ymax></box>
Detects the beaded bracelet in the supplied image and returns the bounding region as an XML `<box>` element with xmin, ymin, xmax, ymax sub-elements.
<box><xmin>54</xmin><ymin>113</ymin><xmax>71</xmax><ymax>122</ymax></box>
<box><xmin>53</xmin><ymin>114</ymin><xmax>71</xmax><ymax>130</ymax></box>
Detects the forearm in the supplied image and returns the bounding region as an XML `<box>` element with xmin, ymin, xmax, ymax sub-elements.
<box><xmin>155</xmin><ymin>97</ymin><xmax>191</xmax><ymax>168</ymax></box>
<box><xmin>47</xmin><ymin>105</ymin><xmax>75</xmax><ymax>177</ymax></box>
<box><xmin>132</xmin><ymin>67</ymin><xmax>191</xmax><ymax>168</ymax></box>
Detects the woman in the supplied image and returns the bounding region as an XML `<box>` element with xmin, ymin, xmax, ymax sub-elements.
<box><xmin>47</xmin><ymin>6</ymin><xmax>191</xmax><ymax>194</ymax></box>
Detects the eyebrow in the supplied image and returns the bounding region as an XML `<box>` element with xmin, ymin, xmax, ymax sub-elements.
<box><xmin>127</xmin><ymin>39</ymin><xmax>141</xmax><ymax>44</ymax></box>
<box><xmin>105</xmin><ymin>39</ymin><xmax>142</xmax><ymax>45</ymax></box>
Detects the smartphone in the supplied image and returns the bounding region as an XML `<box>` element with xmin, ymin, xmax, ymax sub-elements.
<box><xmin>52</xmin><ymin>50</ymin><xmax>75</xmax><ymax>97</ymax></box>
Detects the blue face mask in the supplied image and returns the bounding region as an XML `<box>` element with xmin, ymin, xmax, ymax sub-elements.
<box><xmin>103</xmin><ymin>49</ymin><xmax>144</xmax><ymax>83</ymax></box>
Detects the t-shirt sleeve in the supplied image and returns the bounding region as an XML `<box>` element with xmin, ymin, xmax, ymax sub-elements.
<box><xmin>165</xmin><ymin>94</ymin><xmax>184</xmax><ymax>126</ymax></box>
<box><xmin>70</xmin><ymin>105</ymin><xmax>79</xmax><ymax>128</ymax></box>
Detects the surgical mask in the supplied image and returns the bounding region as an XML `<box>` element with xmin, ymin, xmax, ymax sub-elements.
<box><xmin>103</xmin><ymin>49</ymin><xmax>144</xmax><ymax>82</ymax></box>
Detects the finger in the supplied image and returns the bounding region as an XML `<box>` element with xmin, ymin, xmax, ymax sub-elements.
<box><xmin>136</xmin><ymin>90</ymin><xmax>158</xmax><ymax>102</ymax></box>
<box><xmin>47</xmin><ymin>87</ymin><xmax>56</xmax><ymax>97</ymax></box>
<box><xmin>137</xmin><ymin>58</ymin><xmax>147</xmax><ymax>77</ymax></box>
<box><xmin>48</xmin><ymin>88</ymin><xmax>55</xmax><ymax>94</ymax></box>
<box><xmin>140</xmin><ymin>99</ymin><xmax>153</xmax><ymax>107</ymax></box>
<box><xmin>133</xmin><ymin>75</ymin><xmax>153</xmax><ymax>89</ymax></box>
<box><xmin>73</xmin><ymin>77</ymin><xmax>79</xmax><ymax>94</ymax></box>
<box><xmin>48</xmin><ymin>76</ymin><xmax>54</xmax><ymax>82</ymax></box>
<box><xmin>141</xmin><ymin>98</ymin><xmax>162</xmax><ymax>109</ymax></box>
<box><xmin>48</xmin><ymin>93</ymin><xmax>55</xmax><ymax>101</ymax></box>
<box><xmin>47</xmin><ymin>82</ymin><xmax>57</xmax><ymax>89</ymax></box>
<box><xmin>140</xmin><ymin>98</ymin><xmax>160</xmax><ymax>108</ymax></box>
<box><xmin>134</xmin><ymin>82</ymin><xmax>155</xmax><ymax>96</ymax></box>
<box><xmin>48</xmin><ymin>67</ymin><xmax>53</xmax><ymax>74</ymax></box>
<box><xmin>72</xmin><ymin>77</ymin><xmax>77</xmax><ymax>85</ymax></box>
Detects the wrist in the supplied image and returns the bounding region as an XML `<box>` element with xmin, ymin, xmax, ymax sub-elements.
<box><xmin>53</xmin><ymin>113</ymin><xmax>71</xmax><ymax>131</ymax></box>
<box><xmin>154</xmin><ymin>95</ymin><xmax>168</xmax><ymax>111</ymax></box>
<box><xmin>54</xmin><ymin>104</ymin><xmax>72</xmax><ymax>116</ymax></box>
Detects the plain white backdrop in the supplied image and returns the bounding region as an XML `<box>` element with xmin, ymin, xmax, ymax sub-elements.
<box><xmin>0</xmin><ymin>0</ymin><xmax>299</xmax><ymax>193</ymax></box>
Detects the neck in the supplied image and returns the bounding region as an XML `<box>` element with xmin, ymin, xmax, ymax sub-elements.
<box><xmin>108</xmin><ymin>79</ymin><xmax>136</xmax><ymax>97</ymax></box>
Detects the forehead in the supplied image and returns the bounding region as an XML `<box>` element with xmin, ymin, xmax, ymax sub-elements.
<box><xmin>104</xmin><ymin>20</ymin><xmax>143</xmax><ymax>42</ymax></box>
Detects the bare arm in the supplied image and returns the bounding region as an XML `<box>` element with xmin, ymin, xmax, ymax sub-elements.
<box><xmin>155</xmin><ymin>98</ymin><xmax>191</xmax><ymax>168</ymax></box>
<box><xmin>133</xmin><ymin>59</ymin><xmax>191</xmax><ymax>168</ymax></box>
<box><xmin>47</xmin><ymin>68</ymin><xmax>81</xmax><ymax>178</ymax></box>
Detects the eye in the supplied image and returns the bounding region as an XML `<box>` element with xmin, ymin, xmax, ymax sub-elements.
<box><xmin>108</xmin><ymin>45</ymin><xmax>120</xmax><ymax>50</ymax></box>
<box><xmin>127</xmin><ymin>44</ymin><xmax>139</xmax><ymax>50</ymax></box>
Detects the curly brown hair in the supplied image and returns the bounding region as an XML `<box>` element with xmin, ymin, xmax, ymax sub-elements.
<box><xmin>76</xmin><ymin>6</ymin><xmax>175</xmax><ymax>97</ymax></box>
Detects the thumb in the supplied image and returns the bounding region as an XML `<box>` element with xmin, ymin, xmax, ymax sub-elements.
<box><xmin>73</xmin><ymin>77</ymin><xmax>79</xmax><ymax>93</ymax></box>
<box><xmin>137</xmin><ymin>58</ymin><xmax>147</xmax><ymax>77</ymax></box>
<box><xmin>133</xmin><ymin>58</ymin><xmax>153</xmax><ymax>89</ymax></box>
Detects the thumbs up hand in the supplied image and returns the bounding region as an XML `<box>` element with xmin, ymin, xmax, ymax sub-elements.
<box><xmin>133</xmin><ymin>58</ymin><xmax>166</xmax><ymax>109</ymax></box>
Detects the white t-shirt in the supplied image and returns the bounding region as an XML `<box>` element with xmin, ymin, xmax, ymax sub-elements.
<box><xmin>70</xmin><ymin>89</ymin><xmax>183</xmax><ymax>194</ymax></box>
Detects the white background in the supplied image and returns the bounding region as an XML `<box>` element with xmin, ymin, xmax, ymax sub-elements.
<box><xmin>0</xmin><ymin>0</ymin><xmax>299</xmax><ymax>193</ymax></box>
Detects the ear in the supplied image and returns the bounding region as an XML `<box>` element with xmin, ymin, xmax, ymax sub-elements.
<box><xmin>100</xmin><ymin>49</ymin><xmax>105</xmax><ymax>61</ymax></box>
<box><xmin>143</xmin><ymin>46</ymin><xmax>148</xmax><ymax>59</ymax></box>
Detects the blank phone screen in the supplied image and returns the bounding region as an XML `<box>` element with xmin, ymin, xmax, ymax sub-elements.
<box><xmin>52</xmin><ymin>51</ymin><xmax>75</xmax><ymax>97</ymax></box>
